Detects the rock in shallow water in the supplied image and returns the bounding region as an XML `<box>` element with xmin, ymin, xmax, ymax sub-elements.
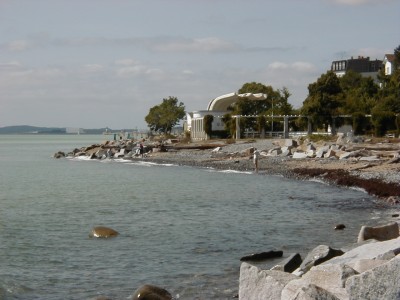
<box><xmin>89</xmin><ymin>226</ymin><xmax>119</xmax><ymax>238</ymax></box>
<box><xmin>132</xmin><ymin>284</ymin><xmax>172</xmax><ymax>300</ymax></box>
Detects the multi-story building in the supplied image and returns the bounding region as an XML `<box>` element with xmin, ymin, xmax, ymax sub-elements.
<box><xmin>331</xmin><ymin>56</ymin><xmax>382</xmax><ymax>80</ymax></box>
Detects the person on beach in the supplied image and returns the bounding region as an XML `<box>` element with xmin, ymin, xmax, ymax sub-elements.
<box><xmin>253</xmin><ymin>148</ymin><xmax>260</xmax><ymax>173</ymax></box>
<box><xmin>139</xmin><ymin>142</ymin><xmax>144</xmax><ymax>158</ymax></box>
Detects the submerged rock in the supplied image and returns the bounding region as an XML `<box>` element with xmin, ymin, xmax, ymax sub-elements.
<box><xmin>132</xmin><ymin>284</ymin><xmax>172</xmax><ymax>300</ymax></box>
<box><xmin>240</xmin><ymin>250</ymin><xmax>283</xmax><ymax>262</ymax></box>
<box><xmin>89</xmin><ymin>226</ymin><xmax>119</xmax><ymax>238</ymax></box>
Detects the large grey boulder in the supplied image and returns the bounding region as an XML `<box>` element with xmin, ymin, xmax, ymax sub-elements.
<box><xmin>288</xmin><ymin>284</ymin><xmax>341</xmax><ymax>300</ymax></box>
<box><xmin>293</xmin><ymin>152</ymin><xmax>308</xmax><ymax>159</ymax></box>
<box><xmin>347</xmin><ymin>258</ymin><xmax>389</xmax><ymax>274</ymax></box>
<box><xmin>322</xmin><ymin>237</ymin><xmax>400</xmax><ymax>266</ymax></box>
<box><xmin>357</xmin><ymin>222</ymin><xmax>399</xmax><ymax>243</ymax></box>
<box><xmin>285</xmin><ymin>139</ymin><xmax>298</xmax><ymax>147</ymax></box>
<box><xmin>298</xmin><ymin>245</ymin><xmax>344</xmax><ymax>275</ymax></box>
<box><xmin>239</xmin><ymin>262</ymin><xmax>298</xmax><ymax>300</ymax></box>
<box><xmin>271</xmin><ymin>253</ymin><xmax>303</xmax><ymax>273</ymax></box>
<box><xmin>282</xmin><ymin>264</ymin><xmax>356</xmax><ymax>300</ymax></box>
<box><xmin>345</xmin><ymin>256</ymin><xmax>400</xmax><ymax>300</ymax></box>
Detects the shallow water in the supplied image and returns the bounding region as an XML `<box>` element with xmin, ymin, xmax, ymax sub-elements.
<box><xmin>0</xmin><ymin>135</ymin><xmax>395</xmax><ymax>299</ymax></box>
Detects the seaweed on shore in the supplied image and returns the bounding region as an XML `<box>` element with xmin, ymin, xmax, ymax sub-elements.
<box><xmin>292</xmin><ymin>168</ymin><xmax>400</xmax><ymax>199</ymax></box>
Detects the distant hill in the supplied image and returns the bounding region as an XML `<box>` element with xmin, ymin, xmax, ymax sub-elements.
<box><xmin>0</xmin><ymin>125</ymin><xmax>66</xmax><ymax>134</ymax></box>
<box><xmin>0</xmin><ymin>125</ymin><xmax>139</xmax><ymax>134</ymax></box>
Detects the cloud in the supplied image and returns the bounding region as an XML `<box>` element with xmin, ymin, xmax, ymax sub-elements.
<box><xmin>116</xmin><ymin>65</ymin><xmax>147</xmax><ymax>77</ymax></box>
<box><xmin>152</xmin><ymin>37</ymin><xmax>237</xmax><ymax>53</ymax></box>
<box><xmin>0</xmin><ymin>61</ymin><xmax>22</xmax><ymax>69</ymax></box>
<box><xmin>2</xmin><ymin>35</ymin><xmax>239</xmax><ymax>54</ymax></box>
<box><xmin>268</xmin><ymin>61</ymin><xmax>316</xmax><ymax>73</ymax></box>
<box><xmin>114</xmin><ymin>59</ymin><xmax>137</xmax><ymax>66</ymax></box>
<box><xmin>7</xmin><ymin>40</ymin><xmax>30</xmax><ymax>51</ymax></box>
<box><xmin>330</xmin><ymin>0</ymin><xmax>393</xmax><ymax>5</ymax></box>
<box><xmin>81</xmin><ymin>64</ymin><xmax>104</xmax><ymax>73</ymax></box>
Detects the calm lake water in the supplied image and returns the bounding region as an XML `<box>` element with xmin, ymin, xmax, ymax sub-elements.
<box><xmin>0</xmin><ymin>135</ymin><xmax>395</xmax><ymax>299</ymax></box>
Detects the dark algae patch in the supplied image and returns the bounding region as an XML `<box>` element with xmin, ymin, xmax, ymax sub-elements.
<box><xmin>292</xmin><ymin>168</ymin><xmax>400</xmax><ymax>199</ymax></box>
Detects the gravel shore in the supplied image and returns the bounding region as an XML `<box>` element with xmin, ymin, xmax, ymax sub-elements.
<box><xmin>139</xmin><ymin>138</ymin><xmax>400</xmax><ymax>203</ymax></box>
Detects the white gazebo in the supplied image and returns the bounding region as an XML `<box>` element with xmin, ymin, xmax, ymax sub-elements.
<box><xmin>187</xmin><ymin>92</ymin><xmax>267</xmax><ymax>141</ymax></box>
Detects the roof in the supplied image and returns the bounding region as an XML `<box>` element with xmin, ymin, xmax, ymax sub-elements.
<box><xmin>207</xmin><ymin>92</ymin><xmax>267</xmax><ymax>111</ymax></box>
<box><xmin>384</xmin><ymin>54</ymin><xmax>395</xmax><ymax>63</ymax></box>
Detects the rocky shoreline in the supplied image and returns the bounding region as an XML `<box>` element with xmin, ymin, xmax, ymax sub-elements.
<box><xmin>56</xmin><ymin>135</ymin><xmax>400</xmax><ymax>202</ymax></box>
<box><xmin>55</xmin><ymin>136</ymin><xmax>400</xmax><ymax>299</ymax></box>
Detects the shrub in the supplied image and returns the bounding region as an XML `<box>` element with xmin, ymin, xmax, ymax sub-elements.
<box><xmin>352</xmin><ymin>112</ymin><xmax>369</xmax><ymax>135</ymax></box>
<box><xmin>371</xmin><ymin>111</ymin><xmax>396</xmax><ymax>137</ymax></box>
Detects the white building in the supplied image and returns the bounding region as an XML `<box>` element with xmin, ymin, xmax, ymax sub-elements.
<box><xmin>186</xmin><ymin>92</ymin><xmax>267</xmax><ymax>141</ymax></box>
<box><xmin>383</xmin><ymin>54</ymin><xmax>395</xmax><ymax>75</ymax></box>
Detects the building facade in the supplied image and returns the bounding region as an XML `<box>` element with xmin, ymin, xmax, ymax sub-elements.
<box><xmin>331</xmin><ymin>56</ymin><xmax>382</xmax><ymax>80</ymax></box>
<box><xmin>383</xmin><ymin>54</ymin><xmax>395</xmax><ymax>75</ymax></box>
<box><xmin>186</xmin><ymin>92</ymin><xmax>267</xmax><ymax>141</ymax></box>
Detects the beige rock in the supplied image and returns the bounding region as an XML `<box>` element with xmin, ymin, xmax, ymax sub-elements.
<box><xmin>89</xmin><ymin>226</ymin><xmax>119</xmax><ymax>238</ymax></box>
<box><xmin>357</xmin><ymin>222</ymin><xmax>399</xmax><ymax>243</ymax></box>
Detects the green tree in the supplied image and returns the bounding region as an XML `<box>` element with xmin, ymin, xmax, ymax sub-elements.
<box><xmin>300</xmin><ymin>71</ymin><xmax>343</xmax><ymax>131</ymax></box>
<box><xmin>339</xmin><ymin>70</ymin><xmax>378</xmax><ymax>114</ymax></box>
<box><xmin>203</xmin><ymin>115</ymin><xmax>214</xmax><ymax>138</ymax></box>
<box><xmin>145</xmin><ymin>96</ymin><xmax>185</xmax><ymax>134</ymax></box>
<box><xmin>223</xmin><ymin>82</ymin><xmax>294</xmax><ymax>134</ymax></box>
<box><xmin>221</xmin><ymin>113</ymin><xmax>235</xmax><ymax>137</ymax></box>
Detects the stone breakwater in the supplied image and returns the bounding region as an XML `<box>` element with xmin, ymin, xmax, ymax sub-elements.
<box><xmin>239</xmin><ymin>222</ymin><xmax>400</xmax><ymax>300</ymax></box>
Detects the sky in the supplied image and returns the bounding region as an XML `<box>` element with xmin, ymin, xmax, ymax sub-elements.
<box><xmin>0</xmin><ymin>0</ymin><xmax>399</xmax><ymax>130</ymax></box>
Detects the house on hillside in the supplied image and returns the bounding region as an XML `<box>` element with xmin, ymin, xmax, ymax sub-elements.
<box><xmin>331</xmin><ymin>56</ymin><xmax>382</xmax><ymax>80</ymax></box>
<box><xmin>383</xmin><ymin>54</ymin><xmax>395</xmax><ymax>75</ymax></box>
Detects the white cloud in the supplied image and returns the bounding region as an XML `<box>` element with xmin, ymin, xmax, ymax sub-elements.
<box><xmin>182</xmin><ymin>70</ymin><xmax>194</xmax><ymax>75</ymax></box>
<box><xmin>81</xmin><ymin>64</ymin><xmax>104</xmax><ymax>73</ymax></box>
<box><xmin>330</xmin><ymin>0</ymin><xmax>393</xmax><ymax>5</ymax></box>
<box><xmin>114</xmin><ymin>59</ymin><xmax>137</xmax><ymax>66</ymax></box>
<box><xmin>0</xmin><ymin>61</ymin><xmax>22</xmax><ymax>69</ymax></box>
<box><xmin>116</xmin><ymin>65</ymin><xmax>146</xmax><ymax>77</ymax></box>
<box><xmin>151</xmin><ymin>37</ymin><xmax>237</xmax><ymax>53</ymax></box>
<box><xmin>7</xmin><ymin>40</ymin><xmax>30</xmax><ymax>51</ymax></box>
<box><xmin>268</xmin><ymin>61</ymin><xmax>316</xmax><ymax>73</ymax></box>
<box><xmin>268</xmin><ymin>62</ymin><xmax>289</xmax><ymax>70</ymax></box>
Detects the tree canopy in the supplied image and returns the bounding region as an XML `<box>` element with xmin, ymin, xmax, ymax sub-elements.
<box><xmin>298</xmin><ymin>44</ymin><xmax>400</xmax><ymax>136</ymax></box>
<box><xmin>145</xmin><ymin>96</ymin><xmax>185</xmax><ymax>134</ymax></box>
<box><xmin>220</xmin><ymin>82</ymin><xmax>294</xmax><ymax>136</ymax></box>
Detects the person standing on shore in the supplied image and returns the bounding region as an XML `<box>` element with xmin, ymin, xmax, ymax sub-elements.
<box><xmin>253</xmin><ymin>148</ymin><xmax>260</xmax><ymax>173</ymax></box>
<box><xmin>139</xmin><ymin>142</ymin><xmax>144</xmax><ymax>158</ymax></box>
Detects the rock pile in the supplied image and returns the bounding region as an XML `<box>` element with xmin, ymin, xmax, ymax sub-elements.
<box><xmin>53</xmin><ymin>139</ymin><xmax>157</xmax><ymax>159</ymax></box>
<box><xmin>239</xmin><ymin>222</ymin><xmax>400</xmax><ymax>300</ymax></box>
<box><xmin>259</xmin><ymin>136</ymin><xmax>400</xmax><ymax>163</ymax></box>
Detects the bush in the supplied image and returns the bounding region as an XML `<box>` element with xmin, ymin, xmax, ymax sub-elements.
<box><xmin>211</xmin><ymin>130</ymin><xmax>230</xmax><ymax>139</ymax></box>
<box><xmin>371</xmin><ymin>111</ymin><xmax>396</xmax><ymax>137</ymax></box>
<box><xmin>352</xmin><ymin>112</ymin><xmax>369</xmax><ymax>135</ymax></box>
<box><xmin>203</xmin><ymin>115</ymin><xmax>214</xmax><ymax>137</ymax></box>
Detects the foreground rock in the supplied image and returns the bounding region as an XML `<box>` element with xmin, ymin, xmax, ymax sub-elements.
<box><xmin>357</xmin><ymin>222</ymin><xmax>399</xmax><ymax>243</ymax></box>
<box><xmin>239</xmin><ymin>233</ymin><xmax>400</xmax><ymax>299</ymax></box>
